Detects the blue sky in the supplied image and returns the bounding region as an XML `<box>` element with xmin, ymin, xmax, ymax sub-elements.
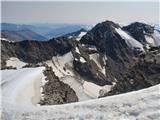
<box><xmin>1</xmin><ymin>1</ymin><xmax>159</xmax><ymax>24</ymax></box>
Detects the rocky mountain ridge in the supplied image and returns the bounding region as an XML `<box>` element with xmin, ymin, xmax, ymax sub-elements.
<box><xmin>1</xmin><ymin>20</ymin><xmax>160</xmax><ymax>100</ymax></box>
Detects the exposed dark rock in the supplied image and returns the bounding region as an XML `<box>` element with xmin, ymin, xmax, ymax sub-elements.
<box><xmin>122</xmin><ymin>22</ymin><xmax>154</xmax><ymax>44</ymax></box>
<box><xmin>80</xmin><ymin>20</ymin><xmax>135</xmax><ymax>83</ymax></box>
<box><xmin>39</xmin><ymin>66</ymin><xmax>78</xmax><ymax>105</ymax></box>
<box><xmin>72</xmin><ymin>44</ymin><xmax>113</xmax><ymax>86</ymax></box>
<box><xmin>22</xmin><ymin>63</ymin><xmax>41</xmax><ymax>68</ymax></box>
<box><xmin>103</xmin><ymin>47</ymin><xmax>160</xmax><ymax>96</ymax></box>
<box><xmin>1</xmin><ymin>37</ymin><xmax>75</xmax><ymax>64</ymax></box>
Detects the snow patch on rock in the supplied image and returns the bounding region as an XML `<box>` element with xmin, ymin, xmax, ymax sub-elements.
<box><xmin>75</xmin><ymin>47</ymin><xmax>80</xmax><ymax>54</ymax></box>
<box><xmin>145</xmin><ymin>35</ymin><xmax>155</xmax><ymax>46</ymax></box>
<box><xmin>44</xmin><ymin>52</ymin><xmax>74</xmax><ymax>78</ymax></box>
<box><xmin>153</xmin><ymin>30</ymin><xmax>160</xmax><ymax>46</ymax></box>
<box><xmin>79</xmin><ymin>57</ymin><xmax>86</xmax><ymax>63</ymax></box>
<box><xmin>83</xmin><ymin>81</ymin><xmax>113</xmax><ymax>98</ymax></box>
<box><xmin>76</xmin><ymin>32</ymin><xmax>87</xmax><ymax>41</ymax></box>
<box><xmin>89</xmin><ymin>53</ymin><xmax>105</xmax><ymax>75</ymax></box>
<box><xmin>115</xmin><ymin>28</ymin><xmax>144</xmax><ymax>51</ymax></box>
<box><xmin>59</xmin><ymin>76</ymin><xmax>91</xmax><ymax>101</ymax></box>
<box><xmin>6</xmin><ymin>57</ymin><xmax>27</xmax><ymax>69</ymax></box>
<box><xmin>1</xmin><ymin>38</ymin><xmax>15</xmax><ymax>43</ymax></box>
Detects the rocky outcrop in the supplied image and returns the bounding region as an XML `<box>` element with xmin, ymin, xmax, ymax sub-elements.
<box><xmin>39</xmin><ymin>66</ymin><xmax>78</xmax><ymax>105</ymax></box>
<box><xmin>1</xmin><ymin>37</ymin><xmax>75</xmax><ymax>64</ymax></box>
<box><xmin>79</xmin><ymin>20</ymin><xmax>135</xmax><ymax>84</ymax></box>
<box><xmin>103</xmin><ymin>47</ymin><xmax>160</xmax><ymax>96</ymax></box>
<box><xmin>122</xmin><ymin>22</ymin><xmax>154</xmax><ymax>44</ymax></box>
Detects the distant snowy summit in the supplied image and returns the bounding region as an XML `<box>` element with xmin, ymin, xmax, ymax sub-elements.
<box><xmin>62</xmin><ymin>28</ymin><xmax>87</xmax><ymax>41</ymax></box>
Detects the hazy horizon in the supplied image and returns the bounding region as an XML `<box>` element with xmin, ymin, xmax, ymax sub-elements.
<box><xmin>2</xmin><ymin>1</ymin><xmax>159</xmax><ymax>25</ymax></box>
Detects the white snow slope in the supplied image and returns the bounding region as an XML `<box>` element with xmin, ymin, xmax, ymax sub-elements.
<box><xmin>6</xmin><ymin>57</ymin><xmax>27</xmax><ymax>69</ymax></box>
<box><xmin>76</xmin><ymin>32</ymin><xmax>87</xmax><ymax>41</ymax></box>
<box><xmin>0</xmin><ymin>67</ymin><xmax>45</xmax><ymax>106</ymax></box>
<box><xmin>44</xmin><ymin>52</ymin><xmax>74</xmax><ymax>78</ymax></box>
<box><xmin>115</xmin><ymin>28</ymin><xmax>144</xmax><ymax>51</ymax></box>
<box><xmin>1</xmin><ymin>82</ymin><xmax>160</xmax><ymax>120</ymax></box>
<box><xmin>144</xmin><ymin>30</ymin><xmax>160</xmax><ymax>47</ymax></box>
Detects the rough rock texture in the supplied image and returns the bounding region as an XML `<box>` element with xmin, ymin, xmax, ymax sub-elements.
<box><xmin>104</xmin><ymin>47</ymin><xmax>160</xmax><ymax>96</ymax></box>
<box><xmin>1</xmin><ymin>37</ymin><xmax>75</xmax><ymax>64</ymax></box>
<box><xmin>39</xmin><ymin>66</ymin><xmax>78</xmax><ymax>105</ymax></box>
<box><xmin>79</xmin><ymin>20</ymin><xmax>135</xmax><ymax>84</ymax></box>
<box><xmin>122</xmin><ymin>22</ymin><xmax>154</xmax><ymax>44</ymax></box>
<box><xmin>72</xmin><ymin>43</ymin><xmax>113</xmax><ymax>86</ymax></box>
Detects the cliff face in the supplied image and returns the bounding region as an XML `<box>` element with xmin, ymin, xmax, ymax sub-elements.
<box><xmin>79</xmin><ymin>21</ymin><xmax>135</xmax><ymax>84</ymax></box>
<box><xmin>40</xmin><ymin>66</ymin><xmax>78</xmax><ymax>105</ymax></box>
<box><xmin>1</xmin><ymin>37</ymin><xmax>75</xmax><ymax>64</ymax></box>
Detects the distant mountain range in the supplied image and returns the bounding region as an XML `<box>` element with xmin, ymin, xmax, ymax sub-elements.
<box><xmin>1</xmin><ymin>23</ymin><xmax>92</xmax><ymax>41</ymax></box>
<box><xmin>1</xmin><ymin>29</ymin><xmax>47</xmax><ymax>42</ymax></box>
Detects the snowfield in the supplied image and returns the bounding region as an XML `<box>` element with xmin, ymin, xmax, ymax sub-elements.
<box><xmin>1</xmin><ymin>81</ymin><xmax>160</xmax><ymax>120</ymax></box>
<box><xmin>60</xmin><ymin>76</ymin><xmax>92</xmax><ymax>101</ymax></box>
<box><xmin>44</xmin><ymin>52</ymin><xmax>74</xmax><ymax>78</ymax></box>
<box><xmin>1</xmin><ymin>54</ymin><xmax>160</xmax><ymax>120</ymax></box>
<box><xmin>6</xmin><ymin>57</ymin><xmax>27</xmax><ymax>69</ymax></box>
<box><xmin>1</xmin><ymin>59</ymin><xmax>160</xmax><ymax>120</ymax></box>
<box><xmin>115</xmin><ymin>28</ymin><xmax>144</xmax><ymax>51</ymax></box>
<box><xmin>0</xmin><ymin>67</ymin><xmax>45</xmax><ymax>106</ymax></box>
<box><xmin>83</xmin><ymin>81</ymin><xmax>113</xmax><ymax>98</ymax></box>
<box><xmin>89</xmin><ymin>53</ymin><xmax>106</xmax><ymax>75</ymax></box>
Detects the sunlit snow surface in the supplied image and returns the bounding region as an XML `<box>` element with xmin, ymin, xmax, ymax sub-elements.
<box><xmin>76</xmin><ymin>32</ymin><xmax>87</xmax><ymax>41</ymax></box>
<box><xmin>1</xmin><ymin>51</ymin><xmax>160</xmax><ymax>120</ymax></box>
<box><xmin>0</xmin><ymin>67</ymin><xmax>45</xmax><ymax>106</ymax></box>
<box><xmin>44</xmin><ymin>52</ymin><xmax>74</xmax><ymax>78</ymax></box>
<box><xmin>144</xmin><ymin>30</ymin><xmax>160</xmax><ymax>47</ymax></box>
<box><xmin>6</xmin><ymin>57</ymin><xmax>27</xmax><ymax>69</ymax></box>
<box><xmin>115</xmin><ymin>28</ymin><xmax>144</xmax><ymax>51</ymax></box>
<box><xmin>1</xmin><ymin>38</ymin><xmax>15</xmax><ymax>43</ymax></box>
<box><xmin>1</xmin><ymin>82</ymin><xmax>160</xmax><ymax>120</ymax></box>
<box><xmin>153</xmin><ymin>30</ymin><xmax>160</xmax><ymax>46</ymax></box>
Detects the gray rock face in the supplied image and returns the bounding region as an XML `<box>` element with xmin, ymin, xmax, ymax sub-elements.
<box><xmin>79</xmin><ymin>20</ymin><xmax>135</xmax><ymax>84</ymax></box>
<box><xmin>39</xmin><ymin>66</ymin><xmax>78</xmax><ymax>105</ymax></box>
<box><xmin>1</xmin><ymin>37</ymin><xmax>75</xmax><ymax>64</ymax></box>
<box><xmin>122</xmin><ymin>22</ymin><xmax>154</xmax><ymax>44</ymax></box>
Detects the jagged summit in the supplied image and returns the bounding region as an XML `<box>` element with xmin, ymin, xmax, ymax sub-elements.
<box><xmin>80</xmin><ymin>20</ymin><xmax>132</xmax><ymax>57</ymax></box>
<box><xmin>94</xmin><ymin>20</ymin><xmax>120</xmax><ymax>29</ymax></box>
<box><xmin>123</xmin><ymin>22</ymin><xmax>154</xmax><ymax>33</ymax></box>
<box><xmin>122</xmin><ymin>22</ymin><xmax>154</xmax><ymax>43</ymax></box>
